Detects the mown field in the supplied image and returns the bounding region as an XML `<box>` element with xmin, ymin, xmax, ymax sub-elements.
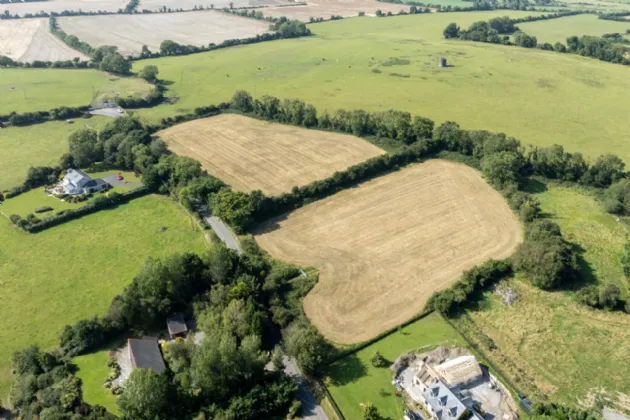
<box><xmin>0</xmin><ymin>69</ymin><xmax>151</xmax><ymax>115</ymax></box>
<box><xmin>453</xmin><ymin>182</ymin><xmax>630</xmax><ymax>411</ymax></box>
<box><xmin>157</xmin><ymin>114</ymin><xmax>385</xmax><ymax>195</ymax></box>
<box><xmin>255</xmin><ymin>160</ymin><xmax>522</xmax><ymax>344</ymax></box>
<box><xmin>132</xmin><ymin>10</ymin><xmax>630</xmax><ymax>164</ymax></box>
<box><xmin>0</xmin><ymin>195</ymin><xmax>207</xmax><ymax>402</ymax></box>
<box><xmin>325</xmin><ymin>312</ymin><xmax>467</xmax><ymax>420</ymax></box>
<box><xmin>517</xmin><ymin>13</ymin><xmax>630</xmax><ymax>43</ymax></box>
<box><xmin>0</xmin><ymin>117</ymin><xmax>108</xmax><ymax>191</ymax></box>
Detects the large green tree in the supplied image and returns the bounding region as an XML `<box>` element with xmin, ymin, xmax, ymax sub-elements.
<box><xmin>117</xmin><ymin>369</ymin><xmax>173</xmax><ymax>420</ymax></box>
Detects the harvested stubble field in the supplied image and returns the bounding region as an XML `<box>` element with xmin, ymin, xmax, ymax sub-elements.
<box><xmin>0</xmin><ymin>19</ymin><xmax>86</xmax><ymax>62</ymax></box>
<box><xmin>138</xmin><ymin>0</ymin><xmax>291</xmax><ymax>11</ymax></box>
<box><xmin>156</xmin><ymin>114</ymin><xmax>385</xmax><ymax>195</ymax></box>
<box><xmin>255</xmin><ymin>160</ymin><xmax>523</xmax><ymax>344</ymax></box>
<box><xmin>262</xmin><ymin>0</ymin><xmax>405</xmax><ymax>20</ymax></box>
<box><xmin>0</xmin><ymin>0</ymin><xmax>127</xmax><ymax>15</ymax></box>
<box><xmin>58</xmin><ymin>11</ymin><xmax>270</xmax><ymax>56</ymax></box>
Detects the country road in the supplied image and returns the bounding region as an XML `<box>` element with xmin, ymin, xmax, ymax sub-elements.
<box><xmin>198</xmin><ymin>206</ymin><xmax>241</xmax><ymax>254</ymax></box>
<box><xmin>283</xmin><ymin>356</ymin><xmax>329</xmax><ymax>420</ymax></box>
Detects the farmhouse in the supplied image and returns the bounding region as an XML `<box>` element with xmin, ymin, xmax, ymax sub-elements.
<box><xmin>60</xmin><ymin>169</ymin><xmax>108</xmax><ymax>195</ymax></box>
<box><xmin>128</xmin><ymin>338</ymin><xmax>166</xmax><ymax>374</ymax></box>
<box><xmin>422</xmin><ymin>380</ymin><xmax>482</xmax><ymax>420</ymax></box>
<box><xmin>166</xmin><ymin>314</ymin><xmax>188</xmax><ymax>339</ymax></box>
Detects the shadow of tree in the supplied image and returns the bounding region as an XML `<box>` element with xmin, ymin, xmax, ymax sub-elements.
<box><xmin>325</xmin><ymin>353</ymin><xmax>368</xmax><ymax>387</ymax></box>
<box><xmin>524</xmin><ymin>178</ymin><xmax>548</xmax><ymax>194</ymax></box>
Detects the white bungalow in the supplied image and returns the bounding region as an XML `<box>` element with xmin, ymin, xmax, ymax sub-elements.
<box><xmin>60</xmin><ymin>169</ymin><xmax>108</xmax><ymax>195</ymax></box>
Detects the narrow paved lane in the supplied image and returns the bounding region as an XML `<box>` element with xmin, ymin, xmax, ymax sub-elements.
<box><xmin>284</xmin><ymin>356</ymin><xmax>329</xmax><ymax>420</ymax></box>
<box><xmin>198</xmin><ymin>206</ymin><xmax>241</xmax><ymax>254</ymax></box>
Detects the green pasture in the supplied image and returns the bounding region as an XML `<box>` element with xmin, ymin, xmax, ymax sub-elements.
<box><xmin>133</xmin><ymin>11</ymin><xmax>630</xmax><ymax>164</ymax></box>
<box><xmin>0</xmin><ymin>195</ymin><xmax>207</xmax><ymax>402</ymax></box>
<box><xmin>0</xmin><ymin>170</ymin><xmax>140</xmax><ymax>219</ymax></box>
<box><xmin>325</xmin><ymin>313</ymin><xmax>465</xmax><ymax>420</ymax></box>
<box><xmin>0</xmin><ymin>117</ymin><xmax>108</xmax><ymax>191</ymax></box>
<box><xmin>455</xmin><ymin>182</ymin><xmax>630</xmax><ymax>406</ymax></box>
<box><xmin>0</xmin><ymin>69</ymin><xmax>151</xmax><ymax>115</ymax></box>
<box><xmin>517</xmin><ymin>13</ymin><xmax>630</xmax><ymax>43</ymax></box>
<box><xmin>74</xmin><ymin>350</ymin><xmax>120</xmax><ymax>415</ymax></box>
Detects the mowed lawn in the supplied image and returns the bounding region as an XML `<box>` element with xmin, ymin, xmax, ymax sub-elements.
<box><xmin>517</xmin><ymin>13</ymin><xmax>630</xmax><ymax>43</ymax></box>
<box><xmin>453</xmin><ymin>182</ymin><xmax>630</xmax><ymax>407</ymax></box>
<box><xmin>0</xmin><ymin>195</ymin><xmax>207</xmax><ymax>402</ymax></box>
<box><xmin>0</xmin><ymin>117</ymin><xmax>108</xmax><ymax>191</ymax></box>
<box><xmin>325</xmin><ymin>313</ymin><xmax>466</xmax><ymax>420</ymax></box>
<box><xmin>133</xmin><ymin>11</ymin><xmax>630</xmax><ymax>163</ymax></box>
<box><xmin>0</xmin><ymin>68</ymin><xmax>151</xmax><ymax>114</ymax></box>
<box><xmin>74</xmin><ymin>350</ymin><xmax>119</xmax><ymax>415</ymax></box>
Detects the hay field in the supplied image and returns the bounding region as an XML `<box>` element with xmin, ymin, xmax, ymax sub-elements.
<box><xmin>157</xmin><ymin>114</ymin><xmax>385</xmax><ymax>195</ymax></box>
<box><xmin>0</xmin><ymin>19</ymin><xmax>86</xmax><ymax>62</ymax></box>
<box><xmin>263</xmin><ymin>0</ymin><xmax>406</xmax><ymax>20</ymax></box>
<box><xmin>255</xmin><ymin>160</ymin><xmax>523</xmax><ymax>344</ymax></box>
<box><xmin>517</xmin><ymin>13</ymin><xmax>630</xmax><ymax>43</ymax></box>
<box><xmin>58</xmin><ymin>11</ymin><xmax>269</xmax><ymax>56</ymax></box>
<box><xmin>139</xmin><ymin>0</ymin><xmax>291</xmax><ymax>11</ymax></box>
<box><xmin>1</xmin><ymin>0</ymin><xmax>126</xmax><ymax>15</ymax></box>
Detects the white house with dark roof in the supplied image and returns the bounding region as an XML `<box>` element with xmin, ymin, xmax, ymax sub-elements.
<box><xmin>422</xmin><ymin>379</ymin><xmax>482</xmax><ymax>420</ymax></box>
<box><xmin>60</xmin><ymin>169</ymin><xmax>108</xmax><ymax>195</ymax></box>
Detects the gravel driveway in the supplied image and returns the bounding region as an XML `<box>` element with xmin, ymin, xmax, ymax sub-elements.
<box><xmin>102</xmin><ymin>174</ymin><xmax>143</xmax><ymax>188</ymax></box>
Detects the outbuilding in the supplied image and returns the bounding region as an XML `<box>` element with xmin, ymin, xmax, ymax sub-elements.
<box><xmin>166</xmin><ymin>314</ymin><xmax>188</xmax><ymax>339</ymax></box>
<box><xmin>128</xmin><ymin>337</ymin><xmax>166</xmax><ymax>374</ymax></box>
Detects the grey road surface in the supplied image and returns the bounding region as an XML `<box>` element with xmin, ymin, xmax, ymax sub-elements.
<box><xmin>101</xmin><ymin>174</ymin><xmax>143</xmax><ymax>188</ymax></box>
<box><xmin>284</xmin><ymin>356</ymin><xmax>329</xmax><ymax>420</ymax></box>
<box><xmin>198</xmin><ymin>205</ymin><xmax>241</xmax><ymax>254</ymax></box>
<box><xmin>89</xmin><ymin>108</ymin><xmax>126</xmax><ymax>118</ymax></box>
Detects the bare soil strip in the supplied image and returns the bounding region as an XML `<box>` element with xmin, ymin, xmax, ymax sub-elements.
<box><xmin>156</xmin><ymin>114</ymin><xmax>386</xmax><ymax>196</ymax></box>
<box><xmin>255</xmin><ymin>160</ymin><xmax>523</xmax><ymax>344</ymax></box>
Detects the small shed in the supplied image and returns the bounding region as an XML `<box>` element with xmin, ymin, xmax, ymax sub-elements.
<box><xmin>128</xmin><ymin>337</ymin><xmax>166</xmax><ymax>374</ymax></box>
<box><xmin>167</xmin><ymin>314</ymin><xmax>188</xmax><ymax>339</ymax></box>
<box><xmin>439</xmin><ymin>56</ymin><xmax>447</xmax><ymax>67</ymax></box>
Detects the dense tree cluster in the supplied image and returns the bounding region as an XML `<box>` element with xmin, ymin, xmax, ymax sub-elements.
<box><xmin>531</xmin><ymin>402</ymin><xmax>602</xmax><ymax>420</ymax></box>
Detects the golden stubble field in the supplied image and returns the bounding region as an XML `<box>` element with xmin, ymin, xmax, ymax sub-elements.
<box><xmin>255</xmin><ymin>160</ymin><xmax>523</xmax><ymax>344</ymax></box>
<box><xmin>156</xmin><ymin>114</ymin><xmax>386</xmax><ymax>196</ymax></box>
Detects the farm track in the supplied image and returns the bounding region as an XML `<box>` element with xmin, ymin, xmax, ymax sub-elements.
<box><xmin>255</xmin><ymin>160</ymin><xmax>523</xmax><ymax>344</ymax></box>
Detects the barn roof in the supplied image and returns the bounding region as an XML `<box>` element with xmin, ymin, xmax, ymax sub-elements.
<box><xmin>128</xmin><ymin>338</ymin><xmax>165</xmax><ymax>374</ymax></box>
<box><xmin>166</xmin><ymin>314</ymin><xmax>188</xmax><ymax>336</ymax></box>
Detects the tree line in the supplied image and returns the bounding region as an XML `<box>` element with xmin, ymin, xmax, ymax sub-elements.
<box><xmin>444</xmin><ymin>13</ymin><xmax>630</xmax><ymax>65</ymax></box>
<box><xmin>10</xmin><ymin>235</ymin><xmax>330</xmax><ymax>419</ymax></box>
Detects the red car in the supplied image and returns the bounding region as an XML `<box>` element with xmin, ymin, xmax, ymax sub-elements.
<box><xmin>117</xmin><ymin>174</ymin><xmax>124</xmax><ymax>181</ymax></box>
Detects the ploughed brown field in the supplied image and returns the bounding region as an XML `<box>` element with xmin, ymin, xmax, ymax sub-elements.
<box><xmin>156</xmin><ymin>114</ymin><xmax>386</xmax><ymax>196</ymax></box>
<box><xmin>254</xmin><ymin>160</ymin><xmax>523</xmax><ymax>344</ymax></box>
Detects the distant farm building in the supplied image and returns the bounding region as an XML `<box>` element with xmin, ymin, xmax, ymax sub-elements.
<box><xmin>167</xmin><ymin>314</ymin><xmax>188</xmax><ymax>339</ymax></box>
<box><xmin>60</xmin><ymin>169</ymin><xmax>108</xmax><ymax>195</ymax></box>
<box><xmin>128</xmin><ymin>338</ymin><xmax>166</xmax><ymax>374</ymax></box>
<box><xmin>439</xmin><ymin>57</ymin><xmax>447</xmax><ymax>67</ymax></box>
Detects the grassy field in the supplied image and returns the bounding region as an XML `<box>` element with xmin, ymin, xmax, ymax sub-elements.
<box><xmin>0</xmin><ymin>170</ymin><xmax>140</xmax><ymax>218</ymax></box>
<box><xmin>453</xmin><ymin>182</ymin><xmax>630</xmax><ymax>411</ymax></box>
<box><xmin>0</xmin><ymin>117</ymin><xmax>108</xmax><ymax>191</ymax></box>
<box><xmin>517</xmin><ymin>14</ymin><xmax>630</xmax><ymax>43</ymax></box>
<box><xmin>325</xmin><ymin>312</ymin><xmax>466</xmax><ymax>420</ymax></box>
<box><xmin>255</xmin><ymin>160</ymin><xmax>522</xmax><ymax>344</ymax></box>
<box><xmin>0</xmin><ymin>195</ymin><xmax>207</xmax><ymax>402</ymax></box>
<box><xmin>157</xmin><ymin>114</ymin><xmax>385</xmax><ymax>195</ymax></box>
<box><xmin>0</xmin><ymin>68</ymin><xmax>151</xmax><ymax>115</ymax></box>
<box><xmin>132</xmin><ymin>11</ymin><xmax>630</xmax><ymax>164</ymax></box>
<box><xmin>74</xmin><ymin>350</ymin><xmax>119</xmax><ymax>415</ymax></box>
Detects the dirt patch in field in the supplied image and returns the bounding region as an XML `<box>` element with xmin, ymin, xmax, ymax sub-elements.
<box><xmin>0</xmin><ymin>19</ymin><xmax>85</xmax><ymax>62</ymax></box>
<box><xmin>254</xmin><ymin>160</ymin><xmax>523</xmax><ymax>344</ymax></box>
<box><xmin>157</xmin><ymin>114</ymin><xmax>385</xmax><ymax>195</ymax></box>
<box><xmin>262</xmin><ymin>0</ymin><xmax>407</xmax><ymax>20</ymax></box>
<box><xmin>1</xmin><ymin>0</ymin><xmax>127</xmax><ymax>15</ymax></box>
<box><xmin>58</xmin><ymin>11</ymin><xmax>270</xmax><ymax>56</ymax></box>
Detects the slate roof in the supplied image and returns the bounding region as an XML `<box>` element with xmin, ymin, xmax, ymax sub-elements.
<box><xmin>128</xmin><ymin>338</ymin><xmax>166</xmax><ymax>374</ymax></box>
<box><xmin>424</xmin><ymin>379</ymin><xmax>481</xmax><ymax>420</ymax></box>
<box><xmin>65</xmin><ymin>168</ymin><xmax>91</xmax><ymax>185</ymax></box>
<box><xmin>166</xmin><ymin>314</ymin><xmax>188</xmax><ymax>337</ymax></box>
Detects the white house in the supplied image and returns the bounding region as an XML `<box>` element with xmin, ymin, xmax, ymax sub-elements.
<box><xmin>60</xmin><ymin>169</ymin><xmax>108</xmax><ymax>195</ymax></box>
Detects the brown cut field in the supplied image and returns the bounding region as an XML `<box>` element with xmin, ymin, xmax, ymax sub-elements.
<box><xmin>1</xmin><ymin>0</ymin><xmax>127</xmax><ymax>15</ymax></box>
<box><xmin>254</xmin><ymin>160</ymin><xmax>523</xmax><ymax>344</ymax></box>
<box><xmin>156</xmin><ymin>114</ymin><xmax>386</xmax><ymax>196</ymax></box>
<box><xmin>58</xmin><ymin>11</ymin><xmax>270</xmax><ymax>56</ymax></box>
<box><xmin>263</xmin><ymin>0</ymin><xmax>408</xmax><ymax>20</ymax></box>
<box><xmin>0</xmin><ymin>19</ymin><xmax>86</xmax><ymax>62</ymax></box>
<box><xmin>138</xmin><ymin>0</ymin><xmax>292</xmax><ymax>12</ymax></box>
